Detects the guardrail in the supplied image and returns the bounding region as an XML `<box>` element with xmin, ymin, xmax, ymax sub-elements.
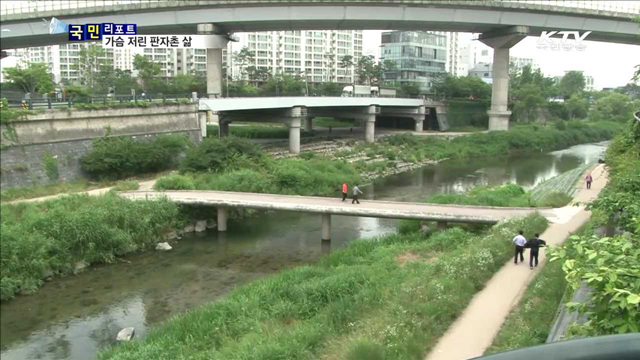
<box><xmin>634</xmin><ymin>110</ymin><xmax>640</xmax><ymax>123</ymax></box>
<box><xmin>6</xmin><ymin>93</ymin><xmax>195</xmax><ymax>110</ymax></box>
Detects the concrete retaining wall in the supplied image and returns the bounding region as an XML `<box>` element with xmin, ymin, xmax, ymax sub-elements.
<box><xmin>1</xmin><ymin>104</ymin><xmax>202</xmax><ymax>189</ymax></box>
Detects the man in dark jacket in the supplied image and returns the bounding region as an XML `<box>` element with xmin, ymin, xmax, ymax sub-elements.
<box><xmin>524</xmin><ymin>233</ymin><xmax>547</xmax><ymax>269</ymax></box>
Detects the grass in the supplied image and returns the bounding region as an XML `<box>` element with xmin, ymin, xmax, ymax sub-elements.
<box><xmin>206</xmin><ymin>124</ymin><xmax>315</xmax><ymax>139</ymax></box>
<box><xmin>446</xmin><ymin>126</ymin><xmax>487</xmax><ymax>133</ymax></box>
<box><xmin>314</xmin><ymin>117</ymin><xmax>356</xmax><ymax>128</ymax></box>
<box><xmin>0</xmin><ymin>193</ymin><xmax>183</xmax><ymax>301</ymax></box>
<box><xmin>111</xmin><ymin>180</ymin><xmax>139</xmax><ymax>191</ymax></box>
<box><xmin>98</xmin><ymin>213</ymin><xmax>548</xmax><ymax>360</ymax></box>
<box><xmin>1</xmin><ymin>179</ymin><xmax>98</xmax><ymax>202</ymax></box>
<box><xmin>428</xmin><ymin>184</ymin><xmax>535</xmax><ymax>207</ymax></box>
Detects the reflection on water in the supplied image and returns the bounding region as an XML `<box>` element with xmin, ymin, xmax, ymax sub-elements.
<box><xmin>0</xmin><ymin>141</ymin><xmax>607</xmax><ymax>360</ymax></box>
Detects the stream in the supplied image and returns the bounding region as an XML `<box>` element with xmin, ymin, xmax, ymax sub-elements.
<box><xmin>0</xmin><ymin>141</ymin><xmax>607</xmax><ymax>360</ymax></box>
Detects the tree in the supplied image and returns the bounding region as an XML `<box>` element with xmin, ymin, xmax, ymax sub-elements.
<box><xmin>356</xmin><ymin>55</ymin><xmax>376</xmax><ymax>85</ymax></box>
<box><xmin>133</xmin><ymin>54</ymin><xmax>161</xmax><ymax>92</ymax></box>
<box><xmin>246</xmin><ymin>66</ymin><xmax>271</xmax><ymax>84</ymax></box>
<box><xmin>564</xmin><ymin>94</ymin><xmax>588</xmax><ymax>119</ymax></box>
<box><xmin>339</xmin><ymin>55</ymin><xmax>355</xmax><ymax>86</ymax></box>
<box><xmin>589</xmin><ymin>92</ymin><xmax>638</xmax><ymax>123</ymax></box>
<box><xmin>512</xmin><ymin>84</ymin><xmax>546</xmax><ymax>122</ymax></box>
<box><xmin>510</xmin><ymin>65</ymin><xmax>557</xmax><ymax>99</ymax></box>
<box><xmin>261</xmin><ymin>74</ymin><xmax>305</xmax><ymax>96</ymax></box>
<box><xmin>312</xmin><ymin>82</ymin><xmax>343</xmax><ymax>96</ymax></box>
<box><xmin>169</xmin><ymin>73</ymin><xmax>204</xmax><ymax>94</ymax></box>
<box><xmin>432</xmin><ymin>74</ymin><xmax>491</xmax><ymax>100</ymax></box>
<box><xmin>375</xmin><ymin>59</ymin><xmax>398</xmax><ymax>86</ymax></box>
<box><xmin>398</xmin><ymin>82</ymin><xmax>421</xmax><ymax>97</ymax></box>
<box><xmin>559</xmin><ymin>71</ymin><xmax>586</xmax><ymax>99</ymax></box>
<box><xmin>111</xmin><ymin>69</ymin><xmax>141</xmax><ymax>95</ymax></box>
<box><xmin>74</xmin><ymin>44</ymin><xmax>111</xmax><ymax>92</ymax></box>
<box><xmin>233</xmin><ymin>47</ymin><xmax>255</xmax><ymax>80</ymax></box>
<box><xmin>2</xmin><ymin>63</ymin><xmax>54</xmax><ymax>94</ymax></box>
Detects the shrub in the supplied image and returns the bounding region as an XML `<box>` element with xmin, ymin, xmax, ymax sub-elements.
<box><xmin>42</xmin><ymin>152</ymin><xmax>59</xmax><ymax>181</ymax></box>
<box><xmin>111</xmin><ymin>180</ymin><xmax>139</xmax><ymax>191</ymax></box>
<box><xmin>80</xmin><ymin>134</ymin><xmax>190</xmax><ymax>179</ymax></box>
<box><xmin>180</xmin><ymin>137</ymin><xmax>265</xmax><ymax>173</ymax></box>
<box><xmin>154</xmin><ymin>174</ymin><xmax>195</xmax><ymax>190</ymax></box>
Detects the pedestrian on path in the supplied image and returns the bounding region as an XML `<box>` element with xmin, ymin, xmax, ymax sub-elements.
<box><xmin>342</xmin><ymin>182</ymin><xmax>348</xmax><ymax>202</ymax></box>
<box><xmin>585</xmin><ymin>173</ymin><xmax>593</xmax><ymax>189</ymax></box>
<box><xmin>524</xmin><ymin>233</ymin><xmax>547</xmax><ymax>269</ymax></box>
<box><xmin>352</xmin><ymin>184</ymin><xmax>363</xmax><ymax>204</ymax></box>
<box><xmin>512</xmin><ymin>230</ymin><xmax>526</xmax><ymax>265</ymax></box>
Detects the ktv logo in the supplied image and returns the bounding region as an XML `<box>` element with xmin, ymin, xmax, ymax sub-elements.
<box><xmin>536</xmin><ymin>31</ymin><xmax>591</xmax><ymax>51</ymax></box>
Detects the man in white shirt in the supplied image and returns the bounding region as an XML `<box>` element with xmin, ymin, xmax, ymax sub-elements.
<box><xmin>512</xmin><ymin>230</ymin><xmax>527</xmax><ymax>265</ymax></box>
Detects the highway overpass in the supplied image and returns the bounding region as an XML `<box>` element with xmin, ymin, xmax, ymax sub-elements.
<box><xmin>2</xmin><ymin>0</ymin><xmax>638</xmax><ymax>131</ymax></box>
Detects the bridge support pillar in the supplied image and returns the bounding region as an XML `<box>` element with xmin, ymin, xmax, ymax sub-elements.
<box><xmin>286</xmin><ymin>116</ymin><xmax>302</xmax><ymax>154</ymax></box>
<box><xmin>304</xmin><ymin>117</ymin><xmax>313</xmax><ymax>132</ymax></box>
<box><xmin>437</xmin><ymin>221</ymin><xmax>448</xmax><ymax>231</ymax></box>
<box><xmin>321</xmin><ymin>214</ymin><xmax>331</xmax><ymax>241</ymax></box>
<box><xmin>414</xmin><ymin>117</ymin><xmax>423</xmax><ymax>132</ymax></box>
<box><xmin>219</xmin><ymin>121</ymin><xmax>230</xmax><ymax>137</ymax></box>
<box><xmin>217</xmin><ymin>207</ymin><xmax>228</xmax><ymax>232</ymax></box>
<box><xmin>197</xmin><ymin>24</ymin><xmax>229</xmax><ymax>99</ymax></box>
<box><xmin>365</xmin><ymin>105</ymin><xmax>377</xmax><ymax>143</ymax></box>
<box><xmin>479</xmin><ymin>26</ymin><xmax>528</xmax><ymax>131</ymax></box>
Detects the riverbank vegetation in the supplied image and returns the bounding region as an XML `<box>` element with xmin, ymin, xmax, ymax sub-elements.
<box><xmin>99</xmin><ymin>213</ymin><xmax>547</xmax><ymax>360</ymax></box>
<box><xmin>551</xmin><ymin>116</ymin><xmax>640</xmax><ymax>337</ymax></box>
<box><xmin>0</xmin><ymin>193</ymin><xmax>182</xmax><ymax>300</ymax></box>
<box><xmin>487</xmin><ymin>116</ymin><xmax>640</xmax><ymax>351</ymax></box>
<box><xmin>154</xmin><ymin>122</ymin><xmax>621</xmax><ymax>196</ymax></box>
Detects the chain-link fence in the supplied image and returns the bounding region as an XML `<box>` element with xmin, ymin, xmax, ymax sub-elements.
<box><xmin>2</xmin><ymin>0</ymin><xmax>639</xmax><ymax>18</ymax></box>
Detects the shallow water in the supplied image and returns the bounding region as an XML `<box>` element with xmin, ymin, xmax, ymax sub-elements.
<box><xmin>0</xmin><ymin>141</ymin><xmax>607</xmax><ymax>360</ymax></box>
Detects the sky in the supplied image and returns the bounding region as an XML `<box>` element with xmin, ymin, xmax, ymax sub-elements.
<box><xmin>363</xmin><ymin>30</ymin><xmax>640</xmax><ymax>90</ymax></box>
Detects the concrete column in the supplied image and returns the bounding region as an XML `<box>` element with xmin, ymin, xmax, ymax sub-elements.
<box><xmin>217</xmin><ymin>207</ymin><xmax>228</xmax><ymax>232</ymax></box>
<box><xmin>488</xmin><ymin>47</ymin><xmax>511</xmax><ymax>131</ymax></box>
<box><xmin>321</xmin><ymin>239</ymin><xmax>331</xmax><ymax>255</ymax></box>
<box><xmin>199</xmin><ymin>112</ymin><xmax>207</xmax><ymax>138</ymax></box>
<box><xmin>288</xmin><ymin>117</ymin><xmax>301</xmax><ymax>154</ymax></box>
<box><xmin>198</xmin><ymin>24</ymin><xmax>223</xmax><ymax>99</ymax></box>
<box><xmin>206</xmin><ymin>48</ymin><xmax>223</xmax><ymax>99</ymax></box>
<box><xmin>434</xmin><ymin>105</ymin><xmax>450</xmax><ymax>131</ymax></box>
<box><xmin>365</xmin><ymin>116</ymin><xmax>375</xmax><ymax>143</ymax></box>
<box><xmin>304</xmin><ymin>117</ymin><xmax>313</xmax><ymax>132</ymax></box>
<box><xmin>321</xmin><ymin>214</ymin><xmax>331</xmax><ymax>241</ymax></box>
<box><xmin>479</xmin><ymin>27</ymin><xmax>527</xmax><ymax>131</ymax></box>
<box><xmin>219</xmin><ymin>121</ymin><xmax>230</xmax><ymax>137</ymax></box>
<box><xmin>414</xmin><ymin>118</ymin><xmax>424</xmax><ymax>132</ymax></box>
<box><xmin>415</xmin><ymin>105</ymin><xmax>425</xmax><ymax>132</ymax></box>
<box><xmin>437</xmin><ymin>221</ymin><xmax>448</xmax><ymax>231</ymax></box>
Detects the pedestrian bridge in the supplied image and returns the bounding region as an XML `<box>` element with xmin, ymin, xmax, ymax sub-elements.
<box><xmin>119</xmin><ymin>190</ymin><xmax>555</xmax><ymax>241</ymax></box>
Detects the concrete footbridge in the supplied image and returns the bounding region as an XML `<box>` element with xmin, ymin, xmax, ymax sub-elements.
<box><xmin>199</xmin><ymin>96</ymin><xmax>448</xmax><ymax>153</ymax></box>
<box><xmin>119</xmin><ymin>190</ymin><xmax>555</xmax><ymax>241</ymax></box>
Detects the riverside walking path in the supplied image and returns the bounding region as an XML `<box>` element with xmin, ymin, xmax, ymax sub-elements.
<box><xmin>425</xmin><ymin>164</ymin><xmax>607</xmax><ymax>360</ymax></box>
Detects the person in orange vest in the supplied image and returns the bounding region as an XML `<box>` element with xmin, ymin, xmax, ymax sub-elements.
<box><xmin>342</xmin><ymin>182</ymin><xmax>348</xmax><ymax>202</ymax></box>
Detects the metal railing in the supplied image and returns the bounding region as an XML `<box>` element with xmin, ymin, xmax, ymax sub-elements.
<box><xmin>635</xmin><ymin>110</ymin><xmax>640</xmax><ymax>123</ymax></box>
<box><xmin>6</xmin><ymin>93</ymin><xmax>195</xmax><ymax>110</ymax></box>
<box><xmin>2</xmin><ymin>0</ymin><xmax>639</xmax><ymax>19</ymax></box>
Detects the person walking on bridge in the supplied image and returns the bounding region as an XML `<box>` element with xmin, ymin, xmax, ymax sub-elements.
<box><xmin>342</xmin><ymin>182</ymin><xmax>348</xmax><ymax>202</ymax></box>
<box><xmin>524</xmin><ymin>233</ymin><xmax>547</xmax><ymax>270</ymax></box>
<box><xmin>352</xmin><ymin>184</ymin><xmax>363</xmax><ymax>204</ymax></box>
<box><xmin>512</xmin><ymin>230</ymin><xmax>526</xmax><ymax>265</ymax></box>
<box><xmin>585</xmin><ymin>173</ymin><xmax>593</xmax><ymax>189</ymax></box>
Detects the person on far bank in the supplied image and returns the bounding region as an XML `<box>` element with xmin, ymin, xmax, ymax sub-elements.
<box><xmin>342</xmin><ymin>182</ymin><xmax>348</xmax><ymax>202</ymax></box>
<box><xmin>585</xmin><ymin>173</ymin><xmax>593</xmax><ymax>189</ymax></box>
<box><xmin>352</xmin><ymin>184</ymin><xmax>363</xmax><ymax>204</ymax></box>
<box><xmin>524</xmin><ymin>233</ymin><xmax>547</xmax><ymax>270</ymax></box>
<box><xmin>512</xmin><ymin>230</ymin><xmax>526</xmax><ymax>265</ymax></box>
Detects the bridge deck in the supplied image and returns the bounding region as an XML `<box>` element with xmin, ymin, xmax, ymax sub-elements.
<box><xmin>119</xmin><ymin>190</ymin><xmax>550</xmax><ymax>224</ymax></box>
